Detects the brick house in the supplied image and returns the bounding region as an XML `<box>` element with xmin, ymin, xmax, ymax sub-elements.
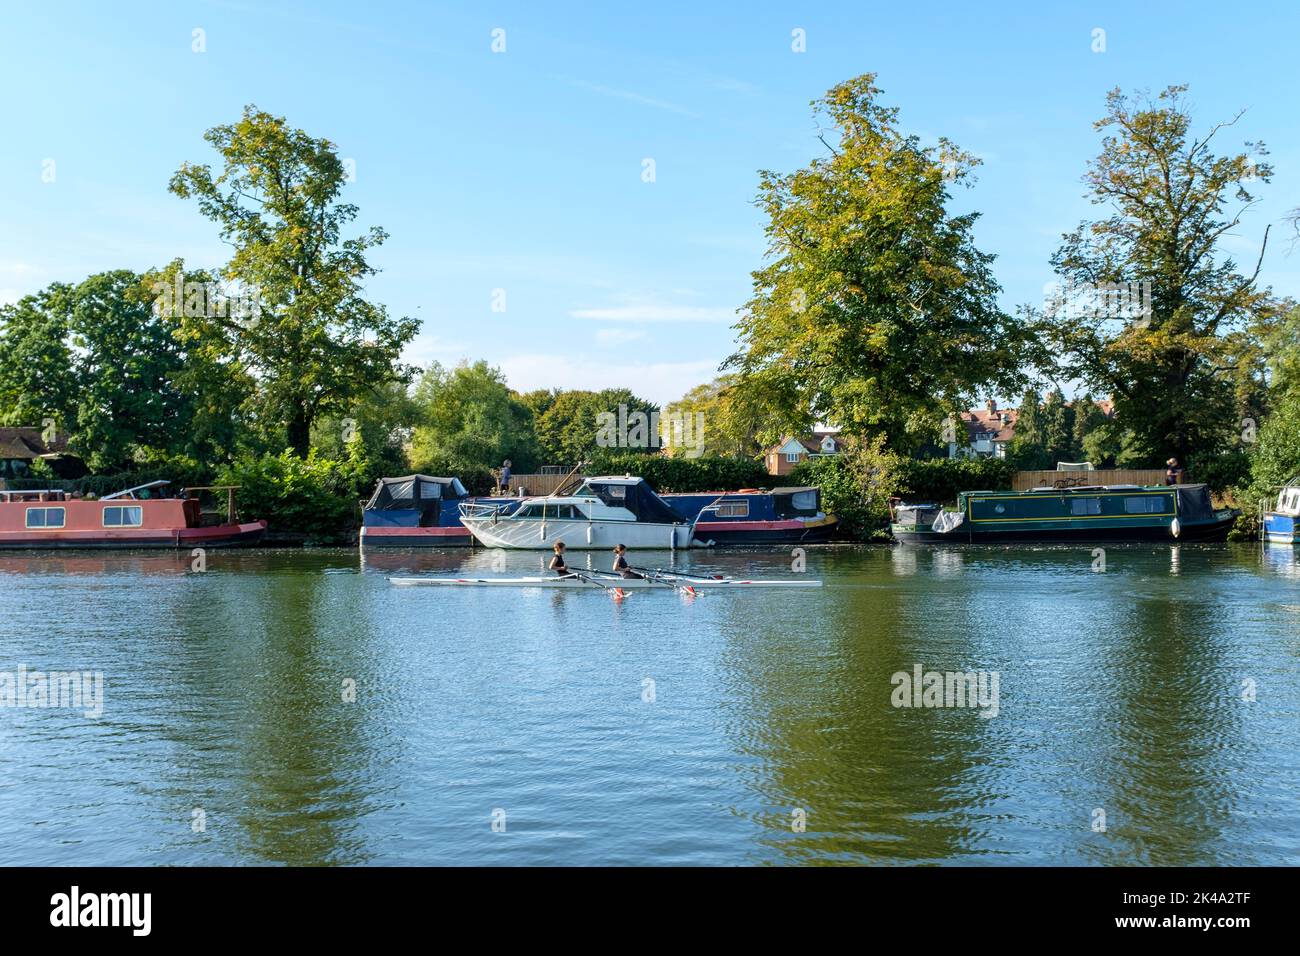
<box><xmin>763</xmin><ymin>429</ymin><xmax>841</xmax><ymax>476</ymax></box>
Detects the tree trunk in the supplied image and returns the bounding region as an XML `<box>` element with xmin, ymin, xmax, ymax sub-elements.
<box><xmin>287</xmin><ymin>411</ymin><xmax>312</xmax><ymax>458</ymax></box>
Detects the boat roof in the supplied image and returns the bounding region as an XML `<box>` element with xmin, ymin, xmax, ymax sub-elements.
<box><xmin>973</xmin><ymin>483</ymin><xmax>1206</xmax><ymax>496</ymax></box>
<box><xmin>101</xmin><ymin>480</ymin><xmax>171</xmax><ymax>499</ymax></box>
<box><xmin>583</xmin><ymin>476</ymin><xmax>649</xmax><ymax>485</ymax></box>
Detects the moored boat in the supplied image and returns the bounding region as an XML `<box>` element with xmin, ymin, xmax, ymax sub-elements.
<box><xmin>359</xmin><ymin>474</ymin><xmax>483</xmax><ymax>548</ymax></box>
<box><xmin>891</xmin><ymin>484</ymin><xmax>1237</xmax><ymax>543</ymax></box>
<box><xmin>459</xmin><ymin>476</ymin><xmax>693</xmax><ymax>550</ymax></box>
<box><xmin>1263</xmin><ymin>478</ymin><xmax>1300</xmax><ymax>543</ymax></box>
<box><xmin>0</xmin><ymin>480</ymin><xmax>266</xmax><ymax>549</ymax></box>
<box><xmin>661</xmin><ymin>486</ymin><xmax>839</xmax><ymax>545</ymax></box>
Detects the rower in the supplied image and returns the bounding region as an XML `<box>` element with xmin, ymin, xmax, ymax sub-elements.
<box><xmin>612</xmin><ymin>543</ymin><xmax>642</xmax><ymax>579</ymax></box>
<box><xmin>549</xmin><ymin>541</ymin><xmax>569</xmax><ymax>575</ymax></box>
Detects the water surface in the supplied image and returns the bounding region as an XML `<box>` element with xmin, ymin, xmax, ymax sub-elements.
<box><xmin>1</xmin><ymin>544</ymin><xmax>1297</xmax><ymax>865</ymax></box>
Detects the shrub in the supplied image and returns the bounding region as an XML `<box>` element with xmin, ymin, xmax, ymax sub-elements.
<box><xmin>587</xmin><ymin>453</ymin><xmax>770</xmax><ymax>493</ymax></box>
<box><xmin>216</xmin><ymin>450</ymin><xmax>360</xmax><ymax>540</ymax></box>
<box><xmin>894</xmin><ymin>457</ymin><xmax>1016</xmax><ymax>504</ymax></box>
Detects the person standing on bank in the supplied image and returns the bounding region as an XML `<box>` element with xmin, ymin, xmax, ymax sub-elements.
<box><xmin>1165</xmin><ymin>458</ymin><xmax>1185</xmax><ymax>485</ymax></box>
<box><xmin>498</xmin><ymin>459</ymin><xmax>512</xmax><ymax>495</ymax></box>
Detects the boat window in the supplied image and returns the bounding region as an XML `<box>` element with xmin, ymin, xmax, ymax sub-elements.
<box><xmin>1123</xmin><ymin>496</ymin><xmax>1166</xmax><ymax>514</ymax></box>
<box><xmin>715</xmin><ymin>501</ymin><xmax>749</xmax><ymax>518</ymax></box>
<box><xmin>516</xmin><ymin>504</ymin><xmax>582</xmax><ymax>520</ymax></box>
<box><xmin>1070</xmin><ymin>497</ymin><xmax>1102</xmax><ymax>516</ymax></box>
<box><xmin>25</xmin><ymin>507</ymin><xmax>65</xmax><ymax>529</ymax></box>
<box><xmin>103</xmin><ymin>505</ymin><xmax>144</xmax><ymax>527</ymax></box>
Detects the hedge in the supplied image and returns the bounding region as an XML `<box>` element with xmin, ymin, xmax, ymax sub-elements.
<box><xmin>587</xmin><ymin>453</ymin><xmax>770</xmax><ymax>493</ymax></box>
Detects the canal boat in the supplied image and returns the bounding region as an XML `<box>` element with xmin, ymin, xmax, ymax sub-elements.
<box><xmin>890</xmin><ymin>484</ymin><xmax>1236</xmax><ymax>543</ymax></box>
<box><xmin>459</xmin><ymin>476</ymin><xmax>694</xmax><ymax>550</ymax></box>
<box><xmin>1262</xmin><ymin>478</ymin><xmax>1300</xmax><ymax>543</ymax></box>
<box><xmin>360</xmin><ymin>474</ymin><xmax>485</xmax><ymax>548</ymax></box>
<box><xmin>661</xmin><ymin>486</ymin><xmax>839</xmax><ymax>545</ymax></box>
<box><xmin>0</xmin><ymin>480</ymin><xmax>266</xmax><ymax>549</ymax></box>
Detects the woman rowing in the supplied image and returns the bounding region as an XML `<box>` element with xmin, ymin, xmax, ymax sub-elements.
<box><xmin>549</xmin><ymin>541</ymin><xmax>570</xmax><ymax>576</ymax></box>
<box><xmin>612</xmin><ymin>544</ymin><xmax>642</xmax><ymax>579</ymax></box>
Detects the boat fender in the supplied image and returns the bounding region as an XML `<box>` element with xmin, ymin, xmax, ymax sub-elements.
<box><xmin>1170</xmin><ymin>518</ymin><xmax>1181</xmax><ymax>538</ymax></box>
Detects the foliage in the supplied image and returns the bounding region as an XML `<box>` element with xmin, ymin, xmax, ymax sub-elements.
<box><xmin>1039</xmin><ymin>84</ymin><xmax>1276</xmax><ymax>466</ymax></box>
<box><xmin>895</xmin><ymin>456</ymin><xmax>1016</xmax><ymax>504</ymax></box>
<box><xmin>662</xmin><ymin>375</ymin><xmax>771</xmax><ymax>458</ymax></box>
<box><xmin>726</xmin><ymin>73</ymin><xmax>1032</xmax><ymax>451</ymax></box>
<box><xmin>0</xmin><ymin>284</ymin><xmax>78</xmax><ymax>429</ymax></box>
<box><xmin>312</xmin><ymin>379</ymin><xmax>417</xmax><ymax>491</ymax></box>
<box><xmin>408</xmin><ymin>360</ymin><xmax>540</xmax><ymax>474</ymax></box>
<box><xmin>216</xmin><ymin>450</ymin><xmax>361</xmax><ymax>540</ymax></box>
<box><xmin>169</xmin><ymin>105</ymin><xmax>419</xmax><ymax>455</ymax></box>
<box><xmin>588</xmin><ymin>453</ymin><xmax>769</xmax><ymax>494</ymax></box>
<box><xmin>790</xmin><ymin>437</ymin><xmax>906</xmax><ymax>539</ymax></box>
<box><xmin>534</xmin><ymin>388</ymin><xmax>658</xmax><ymax>464</ymax></box>
<box><xmin>1245</xmin><ymin>390</ymin><xmax>1300</xmax><ymax>503</ymax></box>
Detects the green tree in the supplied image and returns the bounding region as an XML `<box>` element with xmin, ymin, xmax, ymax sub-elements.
<box><xmin>1040</xmin><ymin>390</ymin><xmax>1077</xmax><ymax>465</ymax></box>
<box><xmin>0</xmin><ymin>284</ymin><xmax>78</xmax><ymax>430</ymax></box>
<box><xmin>726</xmin><ymin>74</ymin><xmax>1031</xmax><ymax>450</ymax></box>
<box><xmin>1007</xmin><ymin>388</ymin><xmax>1050</xmax><ymax>469</ymax></box>
<box><xmin>662</xmin><ymin>375</ymin><xmax>768</xmax><ymax>458</ymax></box>
<box><xmin>534</xmin><ymin>388</ymin><xmax>658</xmax><ymax>464</ymax></box>
<box><xmin>408</xmin><ymin>360</ymin><xmax>539</xmax><ymax>474</ymax></box>
<box><xmin>1042</xmin><ymin>85</ymin><xmax>1275</xmax><ymax>465</ymax></box>
<box><xmin>169</xmin><ymin>105</ymin><xmax>419</xmax><ymax>455</ymax></box>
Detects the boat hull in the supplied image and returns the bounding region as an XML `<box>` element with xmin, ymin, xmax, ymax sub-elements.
<box><xmin>0</xmin><ymin>520</ymin><xmax>268</xmax><ymax>549</ymax></box>
<box><xmin>1264</xmin><ymin>512</ymin><xmax>1298</xmax><ymax>543</ymax></box>
<box><xmin>893</xmin><ymin>514</ymin><xmax>1237</xmax><ymax>544</ymax></box>
<box><xmin>360</xmin><ymin>525</ymin><xmax>473</xmax><ymax>548</ymax></box>
<box><xmin>389</xmin><ymin>574</ymin><xmax>822</xmax><ymax>589</ymax></box>
<box><xmin>690</xmin><ymin>516</ymin><xmax>838</xmax><ymax>545</ymax></box>
<box><xmin>461</xmin><ymin>517</ymin><xmax>693</xmax><ymax>550</ymax></box>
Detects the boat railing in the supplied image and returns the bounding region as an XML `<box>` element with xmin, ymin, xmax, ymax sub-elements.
<box><xmin>459</xmin><ymin>500</ymin><xmax>520</xmax><ymax>519</ymax></box>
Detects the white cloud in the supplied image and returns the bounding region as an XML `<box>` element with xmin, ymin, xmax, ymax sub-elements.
<box><xmin>571</xmin><ymin>305</ymin><xmax>735</xmax><ymax>322</ymax></box>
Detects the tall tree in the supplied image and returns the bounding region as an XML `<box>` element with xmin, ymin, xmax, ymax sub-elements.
<box><xmin>169</xmin><ymin>105</ymin><xmax>419</xmax><ymax>456</ymax></box>
<box><xmin>1043</xmin><ymin>85</ymin><xmax>1274</xmax><ymax>465</ymax></box>
<box><xmin>535</xmin><ymin>388</ymin><xmax>658</xmax><ymax>464</ymax></box>
<box><xmin>726</xmin><ymin>74</ymin><xmax>1031</xmax><ymax>450</ymax></box>
<box><xmin>408</xmin><ymin>360</ymin><xmax>539</xmax><ymax>474</ymax></box>
<box><xmin>662</xmin><ymin>375</ymin><xmax>767</xmax><ymax>458</ymax></box>
<box><xmin>0</xmin><ymin>284</ymin><xmax>78</xmax><ymax>430</ymax></box>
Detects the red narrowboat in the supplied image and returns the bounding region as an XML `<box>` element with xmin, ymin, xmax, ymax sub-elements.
<box><xmin>0</xmin><ymin>481</ymin><xmax>266</xmax><ymax>549</ymax></box>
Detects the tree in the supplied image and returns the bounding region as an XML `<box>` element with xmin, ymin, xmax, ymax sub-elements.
<box><xmin>662</xmin><ymin>375</ymin><xmax>768</xmax><ymax>458</ymax></box>
<box><xmin>169</xmin><ymin>105</ymin><xmax>419</xmax><ymax>456</ymax></box>
<box><xmin>1042</xmin><ymin>85</ymin><xmax>1275</xmax><ymax>466</ymax></box>
<box><xmin>726</xmin><ymin>74</ymin><xmax>1031</xmax><ymax>451</ymax></box>
<box><xmin>534</xmin><ymin>388</ymin><xmax>658</xmax><ymax>465</ymax></box>
<box><xmin>0</xmin><ymin>284</ymin><xmax>78</xmax><ymax>430</ymax></box>
<box><xmin>1007</xmin><ymin>388</ymin><xmax>1050</xmax><ymax>469</ymax></box>
<box><xmin>1040</xmin><ymin>390</ymin><xmax>1076</xmax><ymax>465</ymax></box>
<box><xmin>408</xmin><ymin>361</ymin><xmax>539</xmax><ymax>474</ymax></box>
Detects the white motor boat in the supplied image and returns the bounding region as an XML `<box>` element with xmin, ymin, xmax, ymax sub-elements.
<box><xmin>458</xmin><ymin>476</ymin><xmax>695</xmax><ymax>550</ymax></box>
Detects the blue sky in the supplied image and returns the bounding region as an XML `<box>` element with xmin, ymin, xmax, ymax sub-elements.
<box><xmin>2</xmin><ymin>1</ymin><xmax>1297</xmax><ymax>404</ymax></box>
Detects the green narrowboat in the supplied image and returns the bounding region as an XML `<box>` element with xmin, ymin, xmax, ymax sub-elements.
<box><xmin>891</xmin><ymin>484</ymin><xmax>1237</xmax><ymax>543</ymax></box>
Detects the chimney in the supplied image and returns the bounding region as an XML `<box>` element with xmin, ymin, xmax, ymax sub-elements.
<box><xmin>985</xmin><ymin>399</ymin><xmax>996</xmax><ymax>414</ymax></box>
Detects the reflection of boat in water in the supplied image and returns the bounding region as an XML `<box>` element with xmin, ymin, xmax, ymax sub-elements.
<box><xmin>0</xmin><ymin>481</ymin><xmax>266</xmax><ymax>549</ymax></box>
<box><xmin>0</xmin><ymin>552</ymin><xmax>195</xmax><ymax>575</ymax></box>
<box><xmin>459</xmin><ymin>477</ymin><xmax>694</xmax><ymax>550</ymax></box>
<box><xmin>890</xmin><ymin>484</ymin><xmax>1237</xmax><ymax>543</ymax></box>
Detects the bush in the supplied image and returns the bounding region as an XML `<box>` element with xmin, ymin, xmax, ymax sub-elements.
<box><xmin>216</xmin><ymin>450</ymin><xmax>360</xmax><ymax>540</ymax></box>
<box><xmin>587</xmin><ymin>453</ymin><xmax>770</xmax><ymax>493</ymax></box>
<box><xmin>1187</xmin><ymin>451</ymin><xmax>1251</xmax><ymax>495</ymax></box>
<box><xmin>895</xmin><ymin>457</ymin><xmax>1016</xmax><ymax>504</ymax></box>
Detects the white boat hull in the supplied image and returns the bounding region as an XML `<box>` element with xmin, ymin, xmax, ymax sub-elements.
<box><xmin>460</xmin><ymin>516</ymin><xmax>694</xmax><ymax>550</ymax></box>
<box><xmin>388</xmin><ymin>574</ymin><xmax>822</xmax><ymax>589</ymax></box>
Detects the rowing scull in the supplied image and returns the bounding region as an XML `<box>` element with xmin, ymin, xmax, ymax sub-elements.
<box><xmin>387</xmin><ymin>575</ymin><xmax>821</xmax><ymax>589</ymax></box>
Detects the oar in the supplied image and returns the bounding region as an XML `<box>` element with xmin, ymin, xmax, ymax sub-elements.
<box><xmin>638</xmin><ymin>567</ymin><xmax>724</xmax><ymax>581</ymax></box>
<box><xmin>629</xmin><ymin>567</ymin><xmax>701</xmax><ymax>594</ymax></box>
<box><xmin>567</xmin><ymin>570</ymin><xmax>629</xmax><ymax>598</ymax></box>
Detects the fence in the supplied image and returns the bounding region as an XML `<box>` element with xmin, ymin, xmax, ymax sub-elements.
<box><xmin>1012</xmin><ymin>469</ymin><xmax>1167</xmax><ymax>491</ymax></box>
<box><xmin>500</xmin><ymin>472</ymin><xmax>577</xmax><ymax>496</ymax></box>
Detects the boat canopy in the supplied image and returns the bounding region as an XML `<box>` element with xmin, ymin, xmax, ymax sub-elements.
<box><xmin>1172</xmin><ymin>484</ymin><xmax>1215</xmax><ymax>521</ymax></box>
<box><xmin>574</xmin><ymin>477</ymin><xmax>687</xmax><ymax>524</ymax></box>
<box><xmin>771</xmin><ymin>486</ymin><xmax>820</xmax><ymax>518</ymax></box>
<box><xmin>366</xmin><ymin>475</ymin><xmax>467</xmax><ymax>511</ymax></box>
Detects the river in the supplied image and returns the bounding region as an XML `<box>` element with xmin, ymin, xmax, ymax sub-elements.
<box><xmin>1</xmin><ymin>543</ymin><xmax>1297</xmax><ymax>865</ymax></box>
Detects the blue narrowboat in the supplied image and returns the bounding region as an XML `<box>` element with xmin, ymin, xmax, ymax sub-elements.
<box><xmin>360</xmin><ymin>475</ymin><xmax>481</xmax><ymax>548</ymax></box>
<box><xmin>661</xmin><ymin>486</ymin><xmax>839</xmax><ymax>545</ymax></box>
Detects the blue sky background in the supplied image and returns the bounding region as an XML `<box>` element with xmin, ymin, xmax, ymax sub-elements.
<box><xmin>2</xmin><ymin>1</ymin><xmax>1297</xmax><ymax>404</ymax></box>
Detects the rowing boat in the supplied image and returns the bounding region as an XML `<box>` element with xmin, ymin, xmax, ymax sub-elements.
<box><xmin>387</xmin><ymin>574</ymin><xmax>822</xmax><ymax>589</ymax></box>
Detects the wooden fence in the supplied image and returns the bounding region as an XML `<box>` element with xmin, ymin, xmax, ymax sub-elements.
<box><xmin>1012</xmin><ymin>469</ymin><xmax>1167</xmax><ymax>491</ymax></box>
<box><xmin>499</xmin><ymin>472</ymin><xmax>575</xmax><ymax>496</ymax></box>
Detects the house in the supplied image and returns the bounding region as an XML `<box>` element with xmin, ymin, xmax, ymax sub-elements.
<box><xmin>0</xmin><ymin>426</ymin><xmax>77</xmax><ymax>483</ymax></box>
<box><xmin>764</xmin><ymin>428</ymin><xmax>841</xmax><ymax>476</ymax></box>
<box><xmin>948</xmin><ymin>402</ymin><xmax>1017</xmax><ymax>460</ymax></box>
